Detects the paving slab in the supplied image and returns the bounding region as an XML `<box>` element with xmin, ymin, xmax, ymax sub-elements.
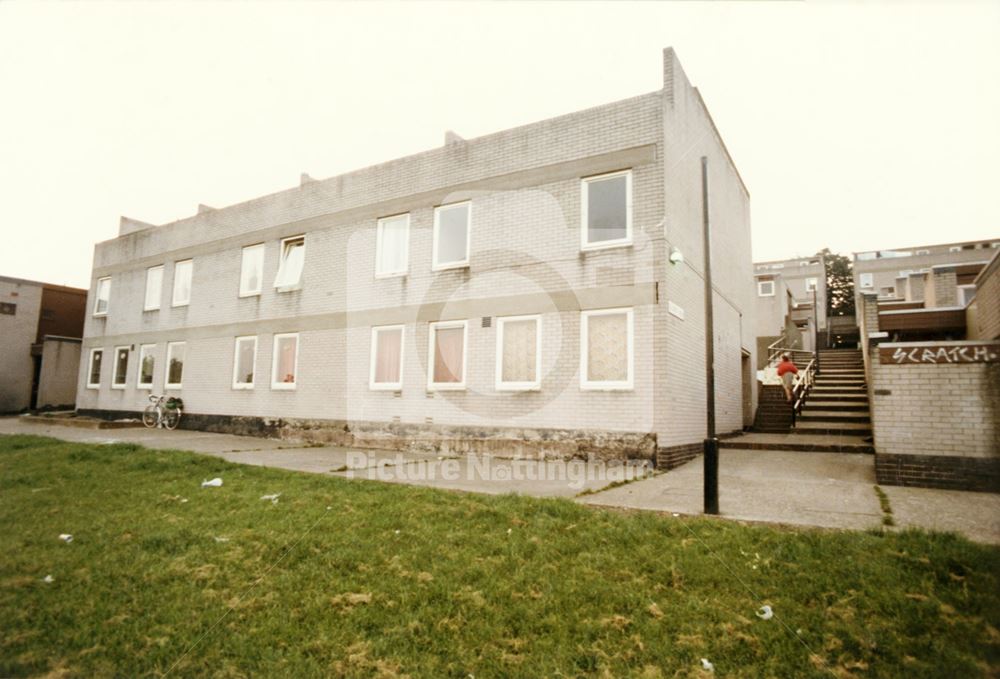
<box><xmin>579</xmin><ymin>449</ymin><xmax>885</xmax><ymax>531</ymax></box>
<box><xmin>882</xmin><ymin>485</ymin><xmax>1000</xmax><ymax>545</ymax></box>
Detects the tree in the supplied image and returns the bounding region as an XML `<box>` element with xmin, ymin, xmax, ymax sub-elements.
<box><xmin>816</xmin><ymin>248</ymin><xmax>855</xmax><ymax>316</ymax></box>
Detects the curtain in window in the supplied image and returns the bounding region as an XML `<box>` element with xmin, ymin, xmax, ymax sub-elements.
<box><xmin>241</xmin><ymin>246</ymin><xmax>263</xmax><ymax>294</ymax></box>
<box><xmin>274</xmin><ymin>241</ymin><xmax>305</xmax><ymax>287</ymax></box>
<box><xmin>374</xmin><ymin>328</ymin><xmax>403</xmax><ymax>383</ymax></box>
<box><xmin>140</xmin><ymin>352</ymin><xmax>155</xmax><ymax>384</ymax></box>
<box><xmin>436</xmin><ymin>205</ymin><xmax>469</xmax><ymax>265</ymax></box>
<box><xmin>378</xmin><ymin>217</ymin><xmax>408</xmax><ymax>274</ymax></box>
<box><xmin>587</xmin><ymin>313</ymin><xmax>628</xmax><ymax>382</ymax></box>
<box><xmin>502</xmin><ymin>319</ymin><xmax>537</xmax><ymax>383</ymax></box>
<box><xmin>236</xmin><ymin>340</ymin><xmax>255</xmax><ymax>383</ymax></box>
<box><xmin>168</xmin><ymin>345</ymin><xmax>185</xmax><ymax>385</ymax></box>
<box><xmin>145</xmin><ymin>267</ymin><xmax>162</xmax><ymax>309</ymax></box>
<box><xmin>276</xmin><ymin>337</ymin><xmax>297</xmax><ymax>383</ymax></box>
<box><xmin>173</xmin><ymin>261</ymin><xmax>192</xmax><ymax>304</ymax></box>
<box><xmin>587</xmin><ymin>175</ymin><xmax>627</xmax><ymax>243</ymax></box>
<box><xmin>433</xmin><ymin>326</ymin><xmax>464</xmax><ymax>383</ymax></box>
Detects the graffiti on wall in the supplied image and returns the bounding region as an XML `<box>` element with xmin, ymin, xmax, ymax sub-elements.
<box><xmin>879</xmin><ymin>344</ymin><xmax>1000</xmax><ymax>365</ymax></box>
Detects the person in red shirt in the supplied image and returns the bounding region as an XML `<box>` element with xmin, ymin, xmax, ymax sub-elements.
<box><xmin>777</xmin><ymin>353</ymin><xmax>799</xmax><ymax>402</ymax></box>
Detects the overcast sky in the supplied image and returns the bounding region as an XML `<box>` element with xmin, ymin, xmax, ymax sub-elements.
<box><xmin>1</xmin><ymin>1</ymin><xmax>998</xmax><ymax>289</ymax></box>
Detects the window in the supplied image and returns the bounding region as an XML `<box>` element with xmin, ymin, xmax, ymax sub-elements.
<box><xmin>172</xmin><ymin>260</ymin><xmax>192</xmax><ymax>307</ymax></box>
<box><xmin>432</xmin><ymin>203</ymin><xmax>470</xmax><ymax>270</ymax></box>
<box><xmin>271</xmin><ymin>333</ymin><xmax>299</xmax><ymax>389</ymax></box>
<box><xmin>274</xmin><ymin>236</ymin><xmax>305</xmax><ymax>288</ymax></box>
<box><xmin>369</xmin><ymin>325</ymin><xmax>404</xmax><ymax>390</ymax></box>
<box><xmin>581</xmin><ymin>170</ymin><xmax>632</xmax><ymax>250</ymax></box>
<box><xmin>757</xmin><ymin>280</ymin><xmax>775</xmax><ymax>297</ymax></box>
<box><xmin>376</xmin><ymin>214</ymin><xmax>410</xmax><ymax>277</ymax></box>
<box><xmin>805</xmin><ymin>278</ymin><xmax>818</xmax><ymax>292</ymax></box>
<box><xmin>232</xmin><ymin>336</ymin><xmax>257</xmax><ymax>389</ymax></box>
<box><xmin>958</xmin><ymin>285</ymin><xmax>976</xmax><ymax>307</ymax></box>
<box><xmin>87</xmin><ymin>348</ymin><xmax>103</xmax><ymax>388</ymax></box>
<box><xmin>165</xmin><ymin>342</ymin><xmax>185</xmax><ymax>389</ymax></box>
<box><xmin>93</xmin><ymin>277</ymin><xmax>110</xmax><ymax>316</ymax></box>
<box><xmin>144</xmin><ymin>266</ymin><xmax>163</xmax><ymax>311</ymax></box>
<box><xmin>770</xmin><ymin>263</ymin><xmax>785</xmax><ymax>269</ymax></box>
<box><xmin>496</xmin><ymin>315</ymin><xmax>541</xmax><ymax>391</ymax></box>
<box><xmin>240</xmin><ymin>244</ymin><xmax>265</xmax><ymax>297</ymax></box>
<box><xmin>916</xmin><ymin>249</ymin><xmax>930</xmax><ymax>255</ymax></box>
<box><xmin>428</xmin><ymin>320</ymin><xmax>467</xmax><ymax>390</ymax></box>
<box><xmin>581</xmin><ymin>308</ymin><xmax>633</xmax><ymax>390</ymax></box>
<box><xmin>949</xmin><ymin>246</ymin><xmax>962</xmax><ymax>253</ymax></box>
<box><xmin>112</xmin><ymin>346</ymin><xmax>129</xmax><ymax>388</ymax></box>
<box><xmin>859</xmin><ymin>273</ymin><xmax>874</xmax><ymax>288</ymax></box>
<box><xmin>137</xmin><ymin>344</ymin><xmax>156</xmax><ymax>388</ymax></box>
<box><xmin>0</xmin><ymin>302</ymin><xmax>15</xmax><ymax>315</ymax></box>
<box><xmin>992</xmin><ymin>242</ymin><xmax>1000</xmax><ymax>249</ymax></box>
<box><xmin>900</xmin><ymin>270</ymin><xmax>914</xmax><ymax>277</ymax></box>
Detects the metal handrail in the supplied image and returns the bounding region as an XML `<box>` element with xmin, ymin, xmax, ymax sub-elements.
<box><xmin>790</xmin><ymin>358</ymin><xmax>816</xmax><ymax>425</ymax></box>
<box><xmin>767</xmin><ymin>345</ymin><xmax>814</xmax><ymax>365</ymax></box>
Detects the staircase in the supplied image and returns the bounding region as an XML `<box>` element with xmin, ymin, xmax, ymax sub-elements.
<box><xmin>726</xmin><ymin>348</ymin><xmax>874</xmax><ymax>454</ymax></box>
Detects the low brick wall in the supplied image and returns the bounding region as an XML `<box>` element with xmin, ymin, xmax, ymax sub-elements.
<box><xmin>869</xmin><ymin>340</ymin><xmax>999</xmax><ymax>492</ymax></box>
<box><xmin>78</xmin><ymin>409</ymin><xmax>657</xmax><ymax>462</ymax></box>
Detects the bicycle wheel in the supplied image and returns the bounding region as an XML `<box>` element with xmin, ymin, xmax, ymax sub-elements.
<box><xmin>142</xmin><ymin>405</ymin><xmax>158</xmax><ymax>428</ymax></box>
<box><xmin>164</xmin><ymin>408</ymin><xmax>181</xmax><ymax>431</ymax></box>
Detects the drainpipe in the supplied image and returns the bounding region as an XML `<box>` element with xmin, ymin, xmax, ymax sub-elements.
<box><xmin>701</xmin><ymin>156</ymin><xmax>719</xmax><ymax>516</ymax></box>
<box><xmin>813</xmin><ymin>287</ymin><xmax>820</xmax><ymax>375</ymax></box>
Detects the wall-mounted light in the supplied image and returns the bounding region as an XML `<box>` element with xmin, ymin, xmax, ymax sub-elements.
<box><xmin>669</xmin><ymin>247</ymin><xmax>684</xmax><ymax>265</ymax></box>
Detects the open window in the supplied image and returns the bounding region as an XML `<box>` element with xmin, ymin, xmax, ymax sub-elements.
<box><xmin>496</xmin><ymin>315</ymin><xmax>541</xmax><ymax>391</ymax></box>
<box><xmin>859</xmin><ymin>273</ymin><xmax>874</xmax><ymax>289</ymax></box>
<box><xmin>165</xmin><ymin>342</ymin><xmax>185</xmax><ymax>389</ymax></box>
<box><xmin>370</xmin><ymin>325</ymin><xmax>404</xmax><ymax>390</ymax></box>
<box><xmin>144</xmin><ymin>266</ymin><xmax>163</xmax><ymax>311</ymax></box>
<box><xmin>240</xmin><ymin>244</ymin><xmax>265</xmax><ymax>297</ymax></box>
<box><xmin>87</xmin><ymin>348</ymin><xmax>103</xmax><ymax>389</ymax></box>
<box><xmin>428</xmin><ymin>320</ymin><xmax>467</xmax><ymax>390</ymax></box>
<box><xmin>757</xmin><ymin>280</ymin><xmax>775</xmax><ymax>297</ymax></box>
<box><xmin>137</xmin><ymin>344</ymin><xmax>156</xmax><ymax>389</ymax></box>
<box><xmin>580</xmin><ymin>308</ymin><xmax>633</xmax><ymax>390</ymax></box>
<box><xmin>93</xmin><ymin>277</ymin><xmax>110</xmax><ymax>316</ymax></box>
<box><xmin>432</xmin><ymin>203</ymin><xmax>470</xmax><ymax>270</ymax></box>
<box><xmin>232</xmin><ymin>336</ymin><xmax>257</xmax><ymax>389</ymax></box>
<box><xmin>274</xmin><ymin>236</ymin><xmax>305</xmax><ymax>289</ymax></box>
<box><xmin>376</xmin><ymin>214</ymin><xmax>410</xmax><ymax>277</ymax></box>
<box><xmin>271</xmin><ymin>333</ymin><xmax>299</xmax><ymax>389</ymax></box>
<box><xmin>581</xmin><ymin>170</ymin><xmax>632</xmax><ymax>250</ymax></box>
<box><xmin>172</xmin><ymin>260</ymin><xmax>192</xmax><ymax>307</ymax></box>
<box><xmin>112</xmin><ymin>346</ymin><xmax>129</xmax><ymax>389</ymax></box>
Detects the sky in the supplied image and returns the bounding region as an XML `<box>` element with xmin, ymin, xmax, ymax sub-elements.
<box><xmin>1</xmin><ymin>1</ymin><xmax>998</xmax><ymax>289</ymax></box>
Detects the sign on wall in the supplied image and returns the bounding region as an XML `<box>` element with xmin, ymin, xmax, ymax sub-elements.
<box><xmin>879</xmin><ymin>343</ymin><xmax>1000</xmax><ymax>365</ymax></box>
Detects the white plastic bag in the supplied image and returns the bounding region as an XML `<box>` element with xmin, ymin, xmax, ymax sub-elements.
<box><xmin>58</xmin><ymin>534</ymin><xmax>73</xmax><ymax>543</ymax></box>
<box><xmin>201</xmin><ymin>478</ymin><xmax>223</xmax><ymax>488</ymax></box>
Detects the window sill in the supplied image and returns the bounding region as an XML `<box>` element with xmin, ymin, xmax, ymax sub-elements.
<box><xmin>274</xmin><ymin>284</ymin><xmax>302</xmax><ymax>293</ymax></box>
<box><xmin>171</xmin><ymin>302</ymin><xmax>190</xmax><ymax>308</ymax></box>
<box><xmin>137</xmin><ymin>385</ymin><xmax>153</xmax><ymax>390</ymax></box>
<box><xmin>93</xmin><ymin>312</ymin><xmax>107</xmax><ymax>318</ymax></box>
<box><xmin>580</xmin><ymin>383</ymin><xmax>634</xmax><ymax>392</ymax></box>
<box><xmin>432</xmin><ymin>263</ymin><xmax>470</xmax><ymax>273</ymax></box>
<box><xmin>581</xmin><ymin>240</ymin><xmax>633</xmax><ymax>253</ymax></box>
<box><xmin>111</xmin><ymin>385</ymin><xmax>126</xmax><ymax>390</ymax></box>
<box><xmin>427</xmin><ymin>384</ymin><xmax>466</xmax><ymax>392</ymax></box>
<box><xmin>271</xmin><ymin>384</ymin><xmax>298</xmax><ymax>391</ymax></box>
<box><xmin>370</xmin><ymin>384</ymin><xmax>403</xmax><ymax>392</ymax></box>
<box><xmin>143</xmin><ymin>307</ymin><xmax>160</xmax><ymax>313</ymax></box>
<box><xmin>232</xmin><ymin>384</ymin><xmax>255</xmax><ymax>390</ymax></box>
<box><xmin>238</xmin><ymin>291</ymin><xmax>262</xmax><ymax>298</ymax></box>
<box><xmin>375</xmin><ymin>271</ymin><xmax>408</xmax><ymax>280</ymax></box>
<box><xmin>86</xmin><ymin>384</ymin><xmax>100</xmax><ymax>390</ymax></box>
<box><xmin>496</xmin><ymin>384</ymin><xmax>541</xmax><ymax>392</ymax></box>
<box><xmin>164</xmin><ymin>385</ymin><xmax>183</xmax><ymax>390</ymax></box>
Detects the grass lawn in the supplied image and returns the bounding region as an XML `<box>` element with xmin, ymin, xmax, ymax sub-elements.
<box><xmin>2</xmin><ymin>435</ymin><xmax>999</xmax><ymax>678</ymax></box>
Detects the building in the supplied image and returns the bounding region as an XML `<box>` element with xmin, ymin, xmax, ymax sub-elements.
<box><xmin>77</xmin><ymin>48</ymin><xmax>756</xmax><ymax>466</ymax></box>
<box><xmin>853</xmin><ymin>238</ymin><xmax>999</xmax><ymax>301</ymax></box>
<box><xmin>0</xmin><ymin>275</ymin><xmax>87</xmax><ymax>413</ymax></box>
<box><xmin>753</xmin><ymin>254</ymin><xmax>825</xmax><ymax>360</ymax></box>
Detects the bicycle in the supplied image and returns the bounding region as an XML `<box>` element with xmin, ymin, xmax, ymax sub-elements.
<box><xmin>143</xmin><ymin>394</ymin><xmax>183</xmax><ymax>430</ymax></box>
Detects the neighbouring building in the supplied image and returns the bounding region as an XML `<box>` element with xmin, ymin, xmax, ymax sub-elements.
<box><xmin>77</xmin><ymin>48</ymin><xmax>756</xmax><ymax>466</ymax></box>
<box><xmin>753</xmin><ymin>254</ymin><xmax>825</xmax><ymax>361</ymax></box>
<box><xmin>0</xmin><ymin>275</ymin><xmax>87</xmax><ymax>413</ymax></box>
<box><xmin>858</xmin><ymin>249</ymin><xmax>1000</xmax><ymax>492</ymax></box>
<box><xmin>853</xmin><ymin>238</ymin><xmax>999</xmax><ymax>301</ymax></box>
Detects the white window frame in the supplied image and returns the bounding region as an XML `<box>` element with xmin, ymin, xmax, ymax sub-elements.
<box><xmin>165</xmin><ymin>341</ymin><xmax>186</xmax><ymax>390</ymax></box>
<box><xmin>274</xmin><ymin>235</ymin><xmax>306</xmax><ymax>290</ymax></box>
<box><xmin>427</xmin><ymin>320</ymin><xmax>468</xmax><ymax>391</ymax></box>
<box><xmin>432</xmin><ymin>202</ymin><xmax>471</xmax><ymax>271</ymax></box>
<box><xmin>949</xmin><ymin>246</ymin><xmax>962</xmax><ymax>253</ymax></box>
<box><xmin>172</xmin><ymin>259</ymin><xmax>193</xmax><ymax>307</ymax></box>
<box><xmin>111</xmin><ymin>345</ymin><xmax>130</xmax><ymax>389</ymax></box>
<box><xmin>495</xmin><ymin>314</ymin><xmax>542</xmax><ymax>392</ymax></box>
<box><xmin>231</xmin><ymin>335</ymin><xmax>258</xmax><ymax>390</ymax></box>
<box><xmin>958</xmin><ymin>284</ymin><xmax>976</xmax><ymax>307</ymax></box>
<box><xmin>375</xmin><ymin>214</ymin><xmax>410</xmax><ymax>278</ymax></box>
<box><xmin>859</xmin><ymin>273</ymin><xmax>874</xmax><ymax>289</ymax></box>
<box><xmin>93</xmin><ymin>277</ymin><xmax>110</xmax><ymax>316</ymax></box>
<box><xmin>271</xmin><ymin>333</ymin><xmax>300</xmax><ymax>390</ymax></box>
<box><xmin>144</xmin><ymin>265</ymin><xmax>164</xmax><ymax>311</ymax></box>
<box><xmin>916</xmin><ymin>249</ymin><xmax>930</xmax><ymax>255</ymax></box>
<box><xmin>580</xmin><ymin>307</ymin><xmax>634</xmax><ymax>391</ymax></box>
<box><xmin>137</xmin><ymin>344</ymin><xmax>156</xmax><ymax>389</ymax></box>
<box><xmin>805</xmin><ymin>277</ymin><xmax>818</xmax><ymax>292</ymax></box>
<box><xmin>770</xmin><ymin>263</ymin><xmax>785</xmax><ymax>269</ymax></box>
<box><xmin>580</xmin><ymin>169</ymin><xmax>633</xmax><ymax>251</ymax></box>
<box><xmin>86</xmin><ymin>348</ymin><xmax>103</xmax><ymax>389</ymax></box>
<box><xmin>369</xmin><ymin>325</ymin><xmax>405</xmax><ymax>391</ymax></box>
<box><xmin>239</xmin><ymin>243</ymin><xmax>265</xmax><ymax>297</ymax></box>
<box><xmin>757</xmin><ymin>280</ymin><xmax>775</xmax><ymax>297</ymax></box>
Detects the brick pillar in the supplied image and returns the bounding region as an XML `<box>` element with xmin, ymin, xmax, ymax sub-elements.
<box><xmin>907</xmin><ymin>272</ymin><xmax>926</xmax><ymax>301</ymax></box>
<box><xmin>932</xmin><ymin>266</ymin><xmax>958</xmax><ymax>307</ymax></box>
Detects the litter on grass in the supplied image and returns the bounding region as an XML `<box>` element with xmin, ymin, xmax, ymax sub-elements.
<box><xmin>42</xmin><ymin>575</ymin><xmax>54</xmax><ymax>583</ymax></box>
<box><xmin>260</xmin><ymin>493</ymin><xmax>281</xmax><ymax>504</ymax></box>
<box><xmin>58</xmin><ymin>534</ymin><xmax>73</xmax><ymax>543</ymax></box>
<box><xmin>201</xmin><ymin>478</ymin><xmax>223</xmax><ymax>488</ymax></box>
<box><xmin>757</xmin><ymin>605</ymin><xmax>774</xmax><ymax>620</ymax></box>
<box><xmin>213</xmin><ymin>536</ymin><xmax>230</xmax><ymax>543</ymax></box>
<box><xmin>700</xmin><ymin>658</ymin><xmax>714</xmax><ymax>673</ymax></box>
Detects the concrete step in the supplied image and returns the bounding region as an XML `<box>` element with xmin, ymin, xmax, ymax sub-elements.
<box><xmin>802</xmin><ymin>401</ymin><xmax>870</xmax><ymax>411</ymax></box>
<box><xmin>798</xmin><ymin>410</ymin><xmax>871</xmax><ymax>423</ymax></box>
<box><xmin>792</xmin><ymin>421</ymin><xmax>872</xmax><ymax>436</ymax></box>
<box><xmin>719</xmin><ymin>432</ymin><xmax>874</xmax><ymax>454</ymax></box>
<box><xmin>805</xmin><ymin>394</ymin><xmax>869</xmax><ymax>402</ymax></box>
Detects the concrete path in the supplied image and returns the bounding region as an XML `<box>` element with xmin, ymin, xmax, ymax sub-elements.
<box><xmin>580</xmin><ymin>449</ymin><xmax>885</xmax><ymax>531</ymax></box>
<box><xmin>3</xmin><ymin>416</ymin><xmax>998</xmax><ymax>543</ymax></box>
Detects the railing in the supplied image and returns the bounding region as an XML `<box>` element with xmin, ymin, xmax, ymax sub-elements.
<box><xmin>766</xmin><ymin>339</ymin><xmax>814</xmax><ymax>366</ymax></box>
<box><xmin>790</xmin><ymin>358</ymin><xmax>816</xmax><ymax>426</ymax></box>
